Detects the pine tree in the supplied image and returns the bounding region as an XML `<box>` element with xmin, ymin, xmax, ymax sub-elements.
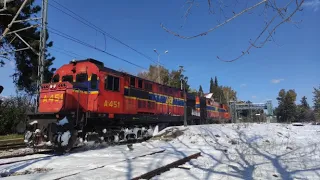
<box><xmin>297</xmin><ymin>96</ymin><xmax>311</xmax><ymax>122</ymax></box>
<box><xmin>214</xmin><ymin>76</ymin><xmax>218</xmax><ymax>87</ymax></box>
<box><xmin>212</xmin><ymin>76</ymin><xmax>220</xmax><ymax>102</ymax></box>
<box><xmin>198</xmin><ymin>85</ymin><xmax>203</xmax><ymax>96</ymax></box>
<box><xmin>209</xmin><ymin>77</ymin><xmax>214</xmax><ymax>93</ymax></box>
<box><xmin>300</xmin><ymin>96</ymin><xmax>310</xmax><ymax>109</ymax></box>
<box><xmin>313</xmin><ymin>85</ymin><xmax>320</xmax><ymax>121</ymax></box>
<box><xmin>276</xmin><ymin>89</ymin><xmax>297</xmax><ymax>122</ymax></box>
<box><xmin>0</xmin><ymin>0</ymin><xmax>55</xmax><ymax>95</ymax></box>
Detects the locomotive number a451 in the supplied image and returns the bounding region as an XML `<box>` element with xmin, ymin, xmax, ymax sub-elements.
<box><xmin>42</xmin><ymin>94</ymin><xmax>64</xmax><ymax>102</ymax></box>
<box><xmin>104</xmin><ymin>100</ymin><xmax>120</xmax><ymax>108</ymax></box>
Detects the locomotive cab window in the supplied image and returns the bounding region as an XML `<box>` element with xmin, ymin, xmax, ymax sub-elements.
<box><xmin>164</xmin><ymin>87</ymin><xmax>168</xmax><ymax>94</ymax></box>
<box><xmin>62</xmin><ymin>75</ymin><xmax>73</xmax><ymax>83</ymax></box>
<box><xmin>52</xmin><ymin>74</ymin><xmax>59</xmax><ymax>83</ymax></box>
<box><xmin>130</xmin><ymin>77</ymin><xmax>135</xmax><ymax>87</ymax></box>
<box><xmin>138</xmin><ymin>79</ymin><xmax>143</xmax><ymax>88</ymax></box>
<box><xmin>105</xmin><ymin>75</ymin><xmax>120</xmax><ymax>91</ymax></box>
<box><xmin>144</xmin><ymin>82</ymin><xmax>152</xmax><ymax>91</ymax></box>
<box><xmin>76</xmin><ymin>73</ymin><xmax>88</xmax><ymax>83</ymax></box>
<box><xmin>91</xmin><ymin>74</ymin><xmax>98</xmax><ymax>89</ymax></box>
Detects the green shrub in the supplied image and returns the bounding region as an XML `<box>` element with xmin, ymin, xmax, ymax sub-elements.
<box><xmin>0</xmin><ymin>95</ymin><xmax>32</xmax><ymax>135</ymax></box>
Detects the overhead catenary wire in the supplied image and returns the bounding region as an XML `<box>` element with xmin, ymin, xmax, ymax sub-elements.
<box><xmin>51</xmin><ymin>48</ymin><xmax>77</xmax><ymax>59</ymax></box>
<box><xmin>51</xmin><ymin>46</ymin><xmax>87</xmax><ymax>59</ymax></box>
<box><xmin>17</xmin><ymin>34</ymin><xmax>86</xmax><ymax>59</ymax></box>
<box><xmin>49</xmin><ymin>0</ymin><xmax>163</xmax><ymax>66</ymax></box>
<box><xmin>48</xmin><ymin>27</ymin><xmax>147</xmax><ymax>70</ymax></box>
<box><xmin>51</xmin><ymin>47</ymin><xmax>87</xmax><ymax>59</ymax></box>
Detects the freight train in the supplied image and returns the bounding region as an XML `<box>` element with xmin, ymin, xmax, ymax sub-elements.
<box><xmin>24</xmin><ymin>59</ymin><xmax>231</xmax><ymax>152</ymax></box>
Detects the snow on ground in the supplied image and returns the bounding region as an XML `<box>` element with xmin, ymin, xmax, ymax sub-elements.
<box><xmin>151</xmin><ymin>123</ymin><xmax>320</xmax><ymax>180</ymax></box>
<box><xmin>0</xmin><ymin>144</ymin><xmax>165</xmax><ymax>179</ymax></box>
<box><xmin>1</xmin><ymin>123</ymin><xmax>320</xmax><ymax>180</ymax></box>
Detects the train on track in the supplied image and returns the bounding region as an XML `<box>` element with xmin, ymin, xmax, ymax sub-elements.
<box><xmin>24</xmin><ymin>59</ymin><xmax>231</xmax><ymax>152</ymax></box>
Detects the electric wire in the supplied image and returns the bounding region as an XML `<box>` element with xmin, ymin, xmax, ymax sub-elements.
<box><xmin>48</xmin><ymin>27</ymin><xmax>147</xmax><ymax>70</ymax></box>
<box><xmin>49</xmin><ymin>0</ymin><xmax>161</xmax><ymax>66</ymax></box>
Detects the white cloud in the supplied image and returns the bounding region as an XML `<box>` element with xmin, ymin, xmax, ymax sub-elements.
<box><xmin>240</xmin><ymin>84</ymin><xmax>247</xmax><ymax>87</ymax></box>
<box><xmin>303</xmin><ymin>0</ymin><xmax>320</xmax><ymax>12</ymax></box>
<box><xmin>271</xmin><ymin>79</ymin><xmax>284</xmax><ymax>84</ymax></box>
<box><xmin>252</xmin><ymin>95</ymin><xmax>257</xmax><ymax>99</ymax></box>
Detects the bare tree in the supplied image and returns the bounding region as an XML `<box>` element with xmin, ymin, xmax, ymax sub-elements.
<box><xmin>161</xmin><ymin>0</ymin><xmax>305</xmax><ymax>62</ymax></box>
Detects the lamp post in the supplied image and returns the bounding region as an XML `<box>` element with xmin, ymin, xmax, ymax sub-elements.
<box><xmin>153</xmin><ymin>49</ymin><xmax>168</xmax><ymax>84</ymax></box>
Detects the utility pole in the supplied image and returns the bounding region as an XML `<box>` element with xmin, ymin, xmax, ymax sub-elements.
<box><xmin>234</xmin><ymin>102</ymin><xmax>237</xmax><ymax>123</ymax></box>
<box><xmin>153</xmin><ymin>49</ymin><xmax>168</xmax><ymax>84</ymax></box>
<box><xmin>179</xmin><ymin>65</ymin><xmax>187</xmax><ymax>126</ymax></box>
<box><xmin>0</xmin><ymin>0</ymin><xmax>44</xmax><ymax>112</ymax></box>
<box><xmin>39</xmin><ymin>0</ymin><xmax>48</xmax><ymax>85</ymax></box>
<box><xmin>219</xmin><ymin>94</ymin><xmax>221</xmax><ymax>123</ymax></box>
<box><xmin>35</xmin><ymin>0</ymin><xmax>48</xmax><ymax>112</ymax></box>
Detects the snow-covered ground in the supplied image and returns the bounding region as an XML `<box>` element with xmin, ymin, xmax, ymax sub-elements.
<box><xmin>1</xmin><ymin>123</ymin><xmax>320</xmax><ymax>180</ymax></box>
<box><xmin>152</xmin><ymin>123</ymin><xmax>320</xmax><ymax>180</ymax></box>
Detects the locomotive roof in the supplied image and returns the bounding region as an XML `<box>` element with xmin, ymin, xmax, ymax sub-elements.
<box><xmin>72</xmin><ymin>58</ymin><xmax>183</xmax><ymax>92</ymax></box>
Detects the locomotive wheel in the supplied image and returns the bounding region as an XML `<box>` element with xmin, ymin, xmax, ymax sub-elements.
<box><xmin>55</xmin><ymin>117</ymin><xmax>77</xmax><ymax>153</ymax></box>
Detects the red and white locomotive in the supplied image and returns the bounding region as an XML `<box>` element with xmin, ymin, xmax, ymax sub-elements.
<box><xmin>25</xmin><ymin>59</ymin><xmax>230</xmax><ymax>152</ymax></box>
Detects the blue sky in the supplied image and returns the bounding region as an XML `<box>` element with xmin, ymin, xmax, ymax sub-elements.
<box><xmin>1</xmin><ymin>0</ymin><xmax>319</xmax><ymax>107</ymax></box>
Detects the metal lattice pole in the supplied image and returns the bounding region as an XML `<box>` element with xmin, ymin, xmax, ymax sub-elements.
<box><xmin>0</xmin><ymin>0</ymin><xmax>45</xmax><ymax>112</ymax></box>
<box><xmin>35</xmin><ymin>0</ymin><xmax>48</xmax><ymax>112</ymax></box>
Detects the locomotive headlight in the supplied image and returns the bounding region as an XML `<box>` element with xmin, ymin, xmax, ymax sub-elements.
<box><xmin>49</xmin><ymin>85</ymin><xmax>53</xmax><ymax>89</ymax></box>
<box><xmin>53</xmin><ymin>84</ymin><xmax>57</xmax><ymax>88</ymax></box>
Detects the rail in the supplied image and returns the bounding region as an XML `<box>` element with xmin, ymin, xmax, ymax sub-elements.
<box><xmin>0</xmin><ymin>138</ymin><xmax>25</xmax><ymax>150</ymax></box>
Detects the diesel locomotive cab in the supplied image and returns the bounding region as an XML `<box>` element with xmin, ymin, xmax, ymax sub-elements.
<box><xmin>25</xmin><ymin>59</ymin><xmax>100</xmax><ymax>152</ymax></box>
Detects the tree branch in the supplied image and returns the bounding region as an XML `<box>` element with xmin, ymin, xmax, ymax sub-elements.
<box><xmin>217</xmin><ymin>0</ymin><xmax>304</xmax><ymax>62</ymax></box>
<box><xmin>161</xmin><ymin>0</ymin><xmax>267</xmax><ymax>39</ymax></box>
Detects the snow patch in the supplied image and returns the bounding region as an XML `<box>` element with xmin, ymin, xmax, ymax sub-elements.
<box><xmin>45</xmin><ymin>141</ymin><xmax>52</xmax><ymax>146</ymax></box>
<box><xmin>34</xmin><ymin>129</ymin><xmax>40</xmax><ymax>133</ymax></box>
<box><xmin>153</xmin><ymin>126</ymin><xmax>188</xmax><ymax>137</ymax></box>
<box><xmin>60</xmin><ymin>131</ymin><xmax>71</xmax><ymax>146</ymax></box>
<box><xmin>29</xmin><ymin>120</ymin><xmax>38</xmax><ymax>125</ymax></box>
<box><xmin>24</xmin><ymin>131</ymin><xmax>32</xmax><ymax>141</ymax></box>
<box><xmin>152</xmin><ymin>125</ymin><xmax>159</xmax><ymax>136</ymax></box>
<box><xmin>3</xmin><ymin>123</ymin><xmax>320</xmax><ymax>180</ymax></box>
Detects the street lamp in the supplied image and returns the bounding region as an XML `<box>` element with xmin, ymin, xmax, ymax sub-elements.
<box><xmin>153</xmin><ymin>49</ymin><xmax>168</xmax><ymax>84</ymax></box>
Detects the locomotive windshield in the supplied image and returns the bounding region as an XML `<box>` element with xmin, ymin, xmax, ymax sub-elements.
<box><xmin>62</xmin><ymin>75</ymin><xmax>73</xmax><ymax>83</ymax></box>
<box><xmin>76</xmin><ymin>73</ymin><xmax>88</xmax><ymax>83</ymax></box>
<box><xmin>52</xmin><ymin>74</ymin><xmax>59</xmax><ymax>83</ymax></box>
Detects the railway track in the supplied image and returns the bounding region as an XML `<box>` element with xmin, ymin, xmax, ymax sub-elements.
<box><xmin>0</xmin><ymin>143</ymin><xmax>26</xmax><ymax>151</ymax></box>
<box><xmin>55</xmin><ymin>149</ymin><xmax>201</xmax><ymax>180</ymax></box>
<box><xmin>0</xmin><ymin>138</ymin><xmax>26</xmax><ymax>151</ymax></box>
<box><xmin>0</xmin><ymin>139</ymin><xmax>201</xmax><ymax>179</ymax></box>
<box><xmin>0</xmin><ymin>138</ymin><xmax>149</xmax><ymax>167</ymax></box>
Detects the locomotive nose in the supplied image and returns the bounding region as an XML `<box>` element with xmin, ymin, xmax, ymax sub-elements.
<box><xmin>38</xmin><ymin>82</ymin><xmax>73</xmax><ymax>113</ymax></box>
